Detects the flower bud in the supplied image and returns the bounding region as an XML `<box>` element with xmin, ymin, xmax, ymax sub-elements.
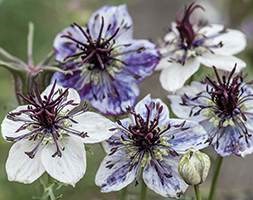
<box><xmin>178</xmin><ymin>150</ymin><xmax>211</xmax><ymax>185</ymax></box>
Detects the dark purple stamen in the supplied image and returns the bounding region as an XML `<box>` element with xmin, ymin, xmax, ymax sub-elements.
<box><xmin>176</xmin><ymin>2</ymin><xmax>204</xmax><ymax>48</ymax></box>
<box><xmin>61</xmin><ymin>16</ymin><xmax>145</xmax><ymax>70</ymax></box>
<box><xmin>6</xmin><ymin>81</ymin><xmax>88</xmax><ymax>158</ymax></box>
<box><xmin>116</xmin><ymin>102</ymin><xmax>184</xmax><ymax>155</ymax></box>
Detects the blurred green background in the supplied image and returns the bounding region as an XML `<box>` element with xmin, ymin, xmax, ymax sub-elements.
<box><xmin>1</xmin><ymin>0</ymin><xmax>253</xmax><ymax>199</ymax></box>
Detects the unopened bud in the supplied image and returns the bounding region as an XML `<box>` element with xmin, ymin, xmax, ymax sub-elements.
<box><xmin>178</xmin><ymin>150</ymin><xmax>211</xmax><ymax>185</ymax></box>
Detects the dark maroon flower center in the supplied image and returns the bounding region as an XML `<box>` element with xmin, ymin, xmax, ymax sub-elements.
<box><xmin>206</xmin><ymin>67</ymin><xmax>243</xmax><ymax>117</ymax></box>
<box><xmin>117</xmin><ymin>102</ymin><xmax>171</xmax><ymax>151</ymax></box>
<box><xmin>62</xmin><ymin>17</ymin><xmax>121</xmax><ymax>70</ymax></box>
<box><xmin>176</xmin><ymin>2</ymin><xmax>204</xmax><ymax>49</ymax></box>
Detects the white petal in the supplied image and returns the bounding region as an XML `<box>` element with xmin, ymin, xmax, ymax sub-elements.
<box><xmin>143</xmin><ymin>158</ymin><xmax>188</xmax><ymax>198</ymax></box>
<box><xmin>95</xmin><ymin>150</ymin><xmax>137</xmax><ymax>192</ymax></box>
<box><xmin>198</xmin><ymin>24</ymin><xmax>224</xmax><ymax>37</ymax></box>
<box><xmin>41</xmin><ymin>83</ymin><xmax>81</xmax><ymax>112</ymax></box>
<box><xmin>71</xmin><ymin>112</ymin><xmax>115</xmax><ymax>144</ymax></box>
<box><xmin>165</xmin><ymin>119</ymin><xmax>208</xmax><ymax>154</ymax></box>
<box><xmin>6</xmin><ymin>140</ymin><xmax>45</xmax><ymax>184</ymax></box>
<box><xmin>199</xmin><ymin>53</ymin><xmax>246</xmax><ymax>72</ymax></box>
<box><xmin>156</xmin><ymin>57</ymin><xmax>172</xmax><ymax>71</ymax></box>
<box><xmin>1</xmin><ymin>105</ymin><xmax>31</xmax><ymax>140</ymax></box>
<box><xmin>41</xmin><ymin>137</ymin><xmax>86</xmax><ymax>186</ymax></box>
<box><xmin>208</xmin><ymin>29</ymin><xmax>246</xmax><ymax>56</ymax></box>
<box><xmin>168</xmin><ymin>82</ymin><xmax>206</xmax><ymax>119</ymax></box>
<box><xmin>134</xmin><ymin>94</ymin><xmax>170</xmax><ymax>126</ymax></box>
<box><xmin>159</xmin><ymin>59</ymin><xmax>200</xmax><ymax>92</ymax></box>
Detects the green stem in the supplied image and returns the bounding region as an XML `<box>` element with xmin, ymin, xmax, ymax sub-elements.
<box><xmin>194</xmin><ymin>185</ymin><xmax>202</xmax><ymax>200</ymax></box>
<box><xmin>140</xmin><ymin>179</ymin><xmax>147</xmax><ymax>200</ymax></box>
<box><xmin>208</xmin><ymin>156</ymin><xmax>223</xmax><ymax>200</ymax></box>
<box><xmin>119</xmin><ymin>187</ymin><xmax>128</xmax><ymax>200</ymax></box>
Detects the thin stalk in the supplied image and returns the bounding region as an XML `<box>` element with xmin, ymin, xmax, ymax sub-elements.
<box><xmin>119</xmin><ymin>187</ymin><xmax>128</xmax><ymax>200</ymax></box>
<box><xmin>194</xmin><ymin>185</ymin><xmax>202</xmax><ymax>200</ymax></box>
<box><xmin>208</xmin><ymin>156</ymin><xmax>223</xmax><ymax>200</ymax></box>
<box><xmin>140</xmin><ymin>179</ymin><xmax>147</xmax><ymax>200</ymax></box>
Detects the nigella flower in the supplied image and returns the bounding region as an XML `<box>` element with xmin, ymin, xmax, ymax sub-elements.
<box><xmin>169</xmin><ymin>66</ymin><xmax>253</xmax><ymax>157</ymax></box>
<box><xmin>53</xmin><ymin>5</ymin><xmax>160</xmax><ymax>115</ymax></box>
<box><xmin>95</xmin><ymin>95</ymin><xmax>208</xmax><ymax>198</ymax></box>
<box><xmin>1</xmin><ymin>82</ymin><xmax>115</xmax><ymax>186</ymax></box>
<box><xmin>157</xmin><ymin>2</ymin><xmax>246</xmax><ymax>92</ymax></box>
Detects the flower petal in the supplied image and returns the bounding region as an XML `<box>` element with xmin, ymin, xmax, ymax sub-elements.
<box><xmin>54</xmin><ymin>26</ymin><xmax>86</xmax><ymax>62</ymax></box>
<box><xmin>134</xmin><ymin>94</ymin><xmax>170</xmax><ymax>126</ymax></box>
<box><xmin>198</xmin><ymin>53</ymin><xmax>246</xmax><ymax>72</ymax></box>
<box><xmin>41</xmin><ymin>137</ymin><xmax>86</xmax><ymax>186</ymax></box>
<box><xmin>102</xmin><ymin>118</ymin><xmax>131</xmax><ymax>153</ymax></box>
<box><xmin>88</xmin><ymin>5</ymin><xmax>133</xmax><ymax>42</ymax></box>
<box><xmin>83</xmin><ymin>77</ymin><xmax>140</xmax><ymax>115</ymax></box>
<box><xmin>143</xmin><ymin>157</ymin><xmax>188</xmax><ymax>198</ymax></box>
<box><xmin>1</xmin><ymin>105</ymin><xmax>31</xmax><ymax>140</ymax></box>
<box><xmin>6</xmin><ymin>140</ymin><xmax>45</xmax><ymax>184</ymax></box>
<box><xmin>119</xmin><ymin>39</ymin><xmax>159</xmax><ymax>81</ymax></box>
<box><xmin>207</xmin><ymin>29</ymin><xmax>246</xmax><ymax>56</ymax></box>
<box><xmin>95</xmin><ymin>150</ymin><xmax>138</xmax><ymax>192</ymax></box>
<box><xmin>159</xmin><ymin>59</ymin><xmax>200</xmax><ymax>92</ymax></box>
<box><xmin>71</xmin><ymin>112</ymin><xmax>115</xmax><ymax>143</ymax></box>
<box><xmin>213</xmin><ymin>126</ymin><xmax>252</xmax><ymax>157</ymax></box>
<box><xmin>198</xmin><ymin>24</ymin><xmax>224</xmax><ymax>37</ymax></box>
<box><xmin>165</xmin><ymin>119</ymin><xmax>208</xmax><ymax>154</ymax></box>
<box><xmin>168</xmin><ymin>81</ymin><xmax>207</xmax><ymax>119</ymax></box>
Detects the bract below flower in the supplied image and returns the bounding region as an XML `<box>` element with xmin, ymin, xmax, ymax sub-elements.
<box><xmin>53</xmin><ymin>5</ymin><xmax>160</xmax><ymax>115</ymax></box>
<box><xmin>95</xmin><ymin>95</ymin><xmax>208</xmax><ymax>198</ymax></box>
<box><xmin>157</xmin><ymin>2</ymin><xmax>246</xmax><ymax>92</ymax></box>
<box><xmin>1</xmin><ymin>82</ymin><xmax>115</xmax><ymax>186</ymax></box>
<box><xmin>169</xmin><ymin>67</ymin><xmax>253</xmax><ymax>157</ymax></box>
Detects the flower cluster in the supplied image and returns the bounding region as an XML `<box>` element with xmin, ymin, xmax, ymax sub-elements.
<box><xmin>0</xmin><ymin>2</ymin><xmax>252</xmax><ymax>200</ymax></box>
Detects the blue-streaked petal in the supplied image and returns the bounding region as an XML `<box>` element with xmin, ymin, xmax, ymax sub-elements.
<box><xmin>85</xmin><ymin>76</ymin><xmax>139</xmax><ymax>115</ymax></box>
<box><xmin>213</xmin><ymin>126</ymin><xmax>252</xmax><ymax>157</ymax></box>
<box><xmin>143</xmin><ymin>157</ymin><xmax>188</xmax><ymax>198</ymax></box>
<box><xmin>95</xmin><ymin>150</ymin><xmax>138</xmax><ymax>192</ymax></box>
<box><xmin>134</xmin><ymin>95</ymin><xmax>170</xmax><ymax>126</ymax></box>
<box><xmin>164</xmin><ymin>119</ymin><xmax>208</xmax><ymax>154</ymax></box>
<box><xmin>88</xmin><ymin>5</ymin><xmax>133</xmax><ymax>42</ymax></box>
<box><xmin>168</xmin><ymin>81</ymin><xmax>208</xmax><ymax>119</ymax></box>
<box><xmin>103</xmin><ymin>118</ymin><xmax>131</xmax><ymax>153</ymax></box>
<box><xmin>54</xmin><ymin>26</ymin><xmax>86</xmax><ymax>62</ymax></box>
<box><xmin>118</xmin><ymin>39</ymin><xmax>159</xmax><ymax>81</ymax></box>
<box><xmin>52</xmin><ymin>64</ymin><xmax>139</xmax><ymax>115</ymax></box>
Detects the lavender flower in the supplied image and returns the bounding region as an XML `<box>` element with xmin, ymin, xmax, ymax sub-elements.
<box><xmin>157</xmin><ymin>2</ymin><xmax>246</xmax><ymax>92</ymax></box>
<box><xmin>1</xmin><ymin>82</ymin><xmax>115</xmax><ymax>185</ymax></box>
<box><xmin>95</xmin><ymin>95</ymin><xmax>208</xmax><ymax>198</ymax></box>
<box><xmin>53</xmin><ymin>5</ymin><xmax>160</xmax><ymax>115</ymax></box>
<box><xmin>169</xmin><ymin>66</ymin><xmax>253</xmax><ymax>157</ymax></box>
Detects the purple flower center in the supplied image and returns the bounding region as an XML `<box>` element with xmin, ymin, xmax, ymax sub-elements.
<box><xmin>117</xmin><ymin>102</ymin><xmax>179</xmax><ymax>156</ymax></box>
<box><xmin>6</xmin><ymin>82</ymin><xmax>88</xmax><ymax>158</ymax></box>
<box><xmin>61</xmin><ymin>17</ymin><xmax>143</xmax><ymax>71</ymax></box>
<box><xmin>206</xmin><ymin>67</ymin><xmax>243</xmax><ymax>117</ymax></box>
<box><xmin>176</xmin><ymin>2</ymin><xmax>204</xmax><ymax>49</ymax></box>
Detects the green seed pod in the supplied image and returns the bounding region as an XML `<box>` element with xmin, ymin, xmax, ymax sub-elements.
<box><xmin>178</xmin><ymin>150</ymin><xmax>211</xmax><ymax>185</ymax></box>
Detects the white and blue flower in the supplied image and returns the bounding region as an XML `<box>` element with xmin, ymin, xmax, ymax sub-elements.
<box><xmin>169</xmin><ymin>67</ymin><xmax>253</xmax><ymax>157</ymax></box>
<box><xmin>53</xmin><ymin>5</ymin><xmax>160</xmax><ymax>115</ymax></box>
<box><xmin>157</xmin><ymin>2</ymin><xmax>246</xmax><ymax>92</ymax></box>
<box><xmin>95</xmin><ymin>95</ymin><xmax>208</xmax><ymax>198</ymax></box>
<box><xmin>1</xmin><ymin>82</ymin><xmax>115</xmax><ymax>186</ymax></box>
